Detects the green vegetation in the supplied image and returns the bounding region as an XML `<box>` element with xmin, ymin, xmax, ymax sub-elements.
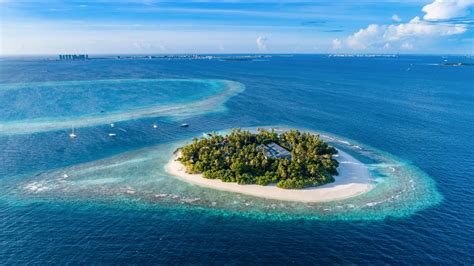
<box><xmin>177</xmin><ymin>129</ymin><xmax>339</xmax><ymax>189</ymax></box>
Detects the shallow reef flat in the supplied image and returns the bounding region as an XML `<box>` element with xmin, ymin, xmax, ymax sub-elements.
<box><xmin>0</xmin><ymin>127</ymin><xmax>442</xmax><ymax>221</ymax></box>
<box><xmin>0</xmin><ymin>79</ymin><xmax>244</xmax><ymax>135</ymax></box>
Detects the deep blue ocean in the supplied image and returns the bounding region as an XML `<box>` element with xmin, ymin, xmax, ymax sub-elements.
<box><xmin>0</xmin><ymin>55</ymin><xmax>473</xmax><ymax>264</ymax></box>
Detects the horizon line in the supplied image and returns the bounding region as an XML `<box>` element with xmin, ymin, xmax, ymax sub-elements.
<box><xmin>1</xmin><ymin>52</ymin><xmax>473</xmax><ymax>57</ymax></box>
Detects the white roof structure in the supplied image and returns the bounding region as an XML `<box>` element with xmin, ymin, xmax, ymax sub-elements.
<box><xmin>258</xmin><ymin>142</ymin><xmax>291</xmax><ymax>159</ymax></box>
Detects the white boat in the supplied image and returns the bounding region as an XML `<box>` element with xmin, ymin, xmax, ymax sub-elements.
<box><xmin>153</xmin><ymin>124</ymin><xmax>158</xmax><ymax>129</ymax></box>
<box><xmin>108</xmin><ymin>133</ymin><xmax>117</xmax><ymax>137</ymax></box>
<box><xmin>110</xmin><ymin>123</ymin><xmax>115</xmax><ymax>128</ymax></box>
<box><xmin>180</xmin><ymin>123</ymin><xmax>189</xmax><ymax>128</ymax></box>
<box><xmin>69</xmin><ymin>127</ymin><xmax>77</xmax><ymax>139</ymax></box>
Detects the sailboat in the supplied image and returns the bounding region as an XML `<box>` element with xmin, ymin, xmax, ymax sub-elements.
<box><xmin>69</xmin><ymin>127</ymin><xmax>77</xmax><ymax>139</ymax></box>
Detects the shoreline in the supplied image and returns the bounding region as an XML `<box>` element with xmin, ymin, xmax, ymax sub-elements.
<box><xmin>165</xmin><ymin>149</ymin><xmax>374</xmax><ymax>203</ymax></box>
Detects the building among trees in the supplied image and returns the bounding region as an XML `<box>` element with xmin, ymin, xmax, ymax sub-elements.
<box><xmin>258</xmin><ymin>142</ymin><xmax>291</xmax><ymax>159</ymax></box>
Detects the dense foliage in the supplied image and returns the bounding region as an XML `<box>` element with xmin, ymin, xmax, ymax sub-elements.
<box><xmin>178</xmin><ymin>129</ymin><xmax>339</xmax><ymax>189</ymax></box>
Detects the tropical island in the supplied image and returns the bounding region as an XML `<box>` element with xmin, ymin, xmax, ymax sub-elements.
<box><xmin>177</xmin><ymin>129</ymin><xmax>339</xmax><ymax>189</ymax></box>
<box><xmin>166</xmin><ymin>128</ymin><xmax>373</xmax><ymax>202</ymax></box>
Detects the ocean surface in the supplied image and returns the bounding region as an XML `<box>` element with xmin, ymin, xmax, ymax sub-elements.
<box><xmin>0</xmin><ymin>55</ymin><xmax>473</xmax><ymax>264</ymax></box>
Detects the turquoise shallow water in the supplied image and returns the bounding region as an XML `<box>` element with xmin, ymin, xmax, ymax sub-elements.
<box><xmin>0</xmin><ymin>127</ymin><xmax>441</xmax><ymax>221</ymax></box>
<box><xmin>0</xmin><ymin>79</ymin><xmax>243</xmax><ymax>134</ymax></box>
<box><xmin>0</xmin><ymin>79</ymin><xmax>226</xmax><ymax>120</ymax></box>
<box><xmin>0</xmin><ymin>55</ymin><xmax>473</xmax><ymax>263</ymax></box>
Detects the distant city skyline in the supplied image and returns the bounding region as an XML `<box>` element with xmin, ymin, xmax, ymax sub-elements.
<box><xmin>1</xmin><ymin>0</ymin><xmax>473</xmax><ymax>55</ymax></box>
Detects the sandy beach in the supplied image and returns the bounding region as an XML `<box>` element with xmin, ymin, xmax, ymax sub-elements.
<box><xmin>165</xmin><ymin>149</ymin><xmax>374</xmax><ymax>202</ymax></box>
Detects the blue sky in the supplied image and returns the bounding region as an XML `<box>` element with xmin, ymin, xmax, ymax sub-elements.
<box><xmin>1</xmin><ymin>0</ymin><xmax>473</xmax><ymax>54</ymax></box>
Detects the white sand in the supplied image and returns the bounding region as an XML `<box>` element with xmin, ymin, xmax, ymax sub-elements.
<box><xmin>165</xmin><ymin>149</ymin><xmax>374</xmax><ymax>202</ymax></box>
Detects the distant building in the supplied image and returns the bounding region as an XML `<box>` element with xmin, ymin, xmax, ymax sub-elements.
<box><xmin>258</xmin><ymin>142</ymin><xmax>291</xmax><ymax>160</ymax></box>
<box><xmin>58</xmin><ymin>54</ymin><xmax>89</xmax><ymax>60</ymax></box>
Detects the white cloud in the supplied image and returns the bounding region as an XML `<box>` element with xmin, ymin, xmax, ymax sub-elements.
<box><xmin>342</xmin><ymin>0</ymin><xmax>470</xmax><ymax>51</ymax></box>
<box><xmin>347</xmin><ymin>24</ymin><xmax>383</xmax><ymax>50</ymax></box>
<box><xmin>392</xmin><ymin>14</ymin><xmax>402</xmax><ymax>22</ymax></box>
<box><xmin>133</xmin><ymin>42</ymin><xmax>143</xmax><ymax>49</ymax></box>
<box><xmin>132</xmin><ymin>42</ymin><xmax>166</xmax><ymax>52</ymax></box>
<box><xmin>384</xmin><ymin>16</ymin><xmax>467</xmax><ymax>41</ymax></box>
<box><xmin>422</xmin><ymin>0</ymin><xmax>474</xmax><ymax>20</ymax></box>
<box><xmin>256</xmin><ymin>36</ymin><xmax>267</xmax><ymax>51</ymax></box>
<box><xmin>345</xmin><ymin>18</ymin><xmax>466</xmax><ymax>50</ymax></box>
<box><xmin>401</xmin><ymin>42</ymin><xmax>414</xmax><ymax>50</ymax></box>
<box><xmin>133</xmin><ymin>42</ymin><xmax>155</xmax><ymax>50</ymax></box>
<box><xmin>332</xmin><ymin>38</ymin><xmax>342</xmax><ymax>50</ymax></box>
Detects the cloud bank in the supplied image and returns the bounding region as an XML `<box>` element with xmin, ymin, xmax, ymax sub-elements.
<box><xmin>392</xmin><ymin>14</ymin><xmax>402</xmax><ymax>22</ymax></box>
<box><xmin>339</xmin><ymin>0</ymin><xmax>471</xmax><ymax>51</ymax></box>
<box><xmin>256</xmin><ymin>36</ymin><xmax>267</xmax><ymax>51</ymax></box>
<box><xmin>422</xmin><ymin>0</ymin><xmax>474</xmax><ymax>20</ymax></box>
<box><xmin>332</xmin><ymin>38</ymin><xmax>342</xmax><ymax>50</ymax></box>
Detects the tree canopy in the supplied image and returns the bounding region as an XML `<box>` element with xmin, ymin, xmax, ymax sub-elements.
<box><xmin>178</xmin><ymin>129</ymin><xmax>339</xmax><ymax>189</ymax></box>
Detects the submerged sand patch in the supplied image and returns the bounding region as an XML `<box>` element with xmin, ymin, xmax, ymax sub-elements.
<box><xmin>0</xmin><ymin>79</ymin><xmax>244</xmax><ymax>135</ymax></box>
